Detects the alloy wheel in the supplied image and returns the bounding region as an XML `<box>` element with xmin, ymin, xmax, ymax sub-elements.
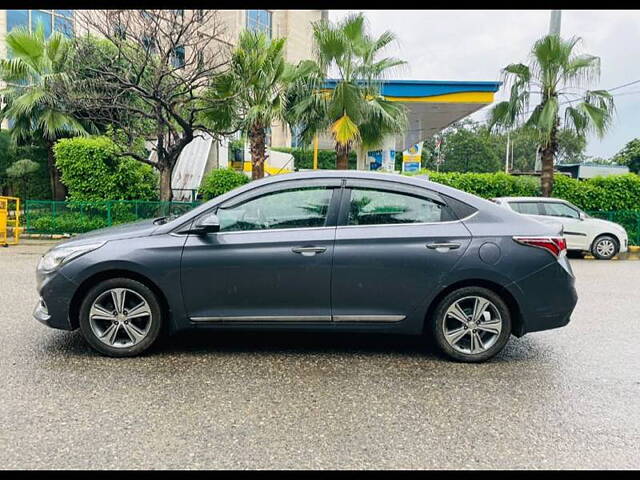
<box><xmin>88</xmin><ymin>288</ymin><xmax>153</xmax><ymax>348</ymax></box>
<box><xmin>442</xmin><ymin>296</ymin><xmax>503</xmax><ymax>355</ymax></box>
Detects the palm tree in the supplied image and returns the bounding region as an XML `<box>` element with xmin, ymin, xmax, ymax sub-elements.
<box><xmin>489</xmin><ymin>34</ymin><xmax>614</xmax><ymax>196</ymax></box>
<box><xmin>204</xmin><ymin>30</ymin><xmax>312</xmax><ymax>180</ymax></box>
<box><xmin>0</xmin><ymin>26</ymin><xmax>88</xmax><ymax>200</ymax></box>
<box><xmin>286</xmin><ymin>13</ymin><xmax>407</xmax><ymax>170</ymax></box>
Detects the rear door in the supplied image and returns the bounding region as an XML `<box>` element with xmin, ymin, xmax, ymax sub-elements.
<box><xmin>539</xmin><ymin>201</ymin><xmax>587</xmax><ymax>250</ymax></box>
<box><xmin>330</xmin><ymin>180</ymin><xmax>472</xmax><ymax>324</ymax></box>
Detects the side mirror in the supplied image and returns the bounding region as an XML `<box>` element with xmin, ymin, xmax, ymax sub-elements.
<box><xmin>579</xmin><ymin>212</ymin><xmax>586</xmax><ymax>221</ymax></box>
<box><xmin>179</xmin><ymin>213</ymin><xmax>220</xmax><ymax>235</ymax></box>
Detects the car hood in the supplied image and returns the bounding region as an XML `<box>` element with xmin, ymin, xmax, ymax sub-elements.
<box><xmin>54</xmin><ymin>218</ymin><xmax>160</xmax><ymax>248</ymax></box>
<box><xmin>587</xmin><ymin>217</ymin><xmax>627</xmax><ymax>233</ymax></box>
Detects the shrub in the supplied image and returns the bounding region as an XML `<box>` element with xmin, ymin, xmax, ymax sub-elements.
<box><xmin>199</xmin><ymin>168</ymin><xmax>249</xmax><ymax>200</ymax></box>
<box><xmin>30</xmin><ymin>213</ymin><xmax>109</xmax><ymax>234</ymax></box>
<box><xmin>54</xmin><ymin>136</ymin><xmax>158</xmax><ymax>202</ymax></box>
<box><xmin>271</xmin><ymin>146</ymin><xmax>357</xmax><ymax>170</ymax></box>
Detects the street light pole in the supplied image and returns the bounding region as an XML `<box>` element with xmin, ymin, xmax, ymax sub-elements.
<box><xmin>549</xmin><ymin>10</ymin><xmax>561</xmax><ymax>35</ymax></box>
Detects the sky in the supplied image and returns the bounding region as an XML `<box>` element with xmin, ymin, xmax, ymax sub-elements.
<box><xmin>329</xmin><ymin>9</ymin><xmax>640</xmax><ymax>159</ymax></box>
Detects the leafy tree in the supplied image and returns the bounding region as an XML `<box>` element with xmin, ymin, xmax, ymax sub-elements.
<box><xmin>61</xmin><ymin>10</ymin><xmax>235</xmax><ymax>201</ymax></box>
<box><xmin>286</xmin><ymin>13</ymin><xmax>407</xmax><ymax>169</ymax></box>
<box><xmin>6</xmin><ymin>159</ymin><xmax>39</xmax><ymax>200</ymax></box>
<box><xmin>202</xmin><ymin>30</ymin><xmax>312</xmax><ymax>180</ymax></box>
<box><xmin>612</xmin><ymin>138</ymin><xmax>640</xmax><ymax>174</ymax></box>
<box><xmin>0</xmin><ymin>26</ymin><xmax>90</xmax><ymax>200</ymax></box>
<box><xmin>422</xmin><ymin>122</ymin><xmax>503</xmax><ymax>173</ymax></box>
<box><xmin>489</xmin><ymin>34</ymin><xmax>614</xmax><ymax>196</ymax></box>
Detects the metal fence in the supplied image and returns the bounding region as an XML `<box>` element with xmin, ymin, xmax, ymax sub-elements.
<box><xmin>24</xmin><ymin>200</ymin><xmax>200</xmax><ymax>234</ymax></box>
<box><xmin>21</xmin><ymin>200</ymin><xmax>640</xmax><ymax>245</ymax></box>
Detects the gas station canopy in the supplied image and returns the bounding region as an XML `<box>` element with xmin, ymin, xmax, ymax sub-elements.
<box><xmin>324</xmin><ymin>79</ymin><xmax>502</xmax><ymax>150</ymax></box>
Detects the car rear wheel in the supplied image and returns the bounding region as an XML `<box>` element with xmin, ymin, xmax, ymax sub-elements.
<box><xmin>591</xmin><ymin>235</ymin><xmax>619</xmax><ymax>260</ymax></box>
<box><xmin>430</xmin><ymin>287</ymin><xmax>511</xmax><ymax>363</ymax></box>
<box><xmin>79</xmin><ymin>278</ymin><xmax>163</xmax><ymax>357</ymax></box>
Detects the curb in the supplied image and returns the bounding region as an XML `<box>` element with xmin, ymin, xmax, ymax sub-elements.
<box><xmin>629</xmin><ymin>246</ymin><xmax>640</xmax><ymax>252</ymax></box>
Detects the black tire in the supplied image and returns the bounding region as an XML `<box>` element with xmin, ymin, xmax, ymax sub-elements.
<box><xmin>430</xmin><ymin>286</ymin><xmax>512</xmax><ymax>363</ymax></box>
<box><xmin>79</xmin><ymin>278</ymin><xmax>163</xmax><ymax>357</ymax></box>
<box><xmin>567</xmin><ymin>250</ymin><xmax>586</xmax><ymax>259</ymax></box>
<box><xmin>591</xmin><ymin>235</ymin><xmax>619</xmax><ymax>260</ymax></box>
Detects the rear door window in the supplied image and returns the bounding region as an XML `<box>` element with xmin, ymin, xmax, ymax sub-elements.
<box><xmin>509</xmin><ymin>202</ymin><xmax>542</xmax><ymax>215</ymax></box>
<box><xmin>347</xmin><ymin>188</ymin><xmax>455</xmax><ymax>225</ymax></box>
<box><xmin>541</xmin><ymin>202</ymin><xmax>580</xmax><ymax>219</ymax></box>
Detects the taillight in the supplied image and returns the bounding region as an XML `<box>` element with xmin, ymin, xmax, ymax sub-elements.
<box><xmin>513</xmin><ymin>236</ymin><xmax>567</xmax><ymax>258</ymax></box>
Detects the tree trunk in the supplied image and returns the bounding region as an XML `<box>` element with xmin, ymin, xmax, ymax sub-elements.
<box><xmin>47</xmin><ymin>142</ymin><xmax>66</xmax><ymax>201</ymax></box>
<box><xmin>249</xmin><ymin>124</ymin><xmax>266</xmax><ymax>180</ymax></box>
<box><xmin>159</xmin><ymin>166</ymin><xmax>173</xmax><ymax>202</ymax></box>
<box><xmin>540</xmin><ymin>120</ymin><xmax>559</xmax><ymax>197</ymax></box>
<box><xmin>540</xmin><ymin>147</ymin><xmax>555</xmax><ymax>197</ymax></box>
<box><xmin>336</xmin><ymin>143</ymin><xmax>349</xmax><ymax>170</ymax></box>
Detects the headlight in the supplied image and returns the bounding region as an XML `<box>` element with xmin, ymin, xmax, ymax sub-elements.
<box><xmin>37</xmin><ymin>242</ymin><xmax>105</xmax><ymax>273</ymax></box>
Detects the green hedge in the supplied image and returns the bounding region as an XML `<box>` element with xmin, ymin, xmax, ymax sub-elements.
<box><xmin>30</xmin><ymin>213</ymin><xmax>109</xmax><ymax>234</ymax></box>
<box><xmin>54</xmin><ymin>136</ymin><xmax>158</xmax><ymax>202</ymax></box>
<box><xmin>271</xmin><ymin>147</ymin><xmax>357</xmax><ymax>170</ymax></box>
<box><xmin>199</xmin><ymin>168</ymin><xmax>249</xmax><ymax>200</ymax></box>
<box><xmin>424</xmin><ymin>171</ymin><xmax>540</xmax><ymax>199</ymax></box>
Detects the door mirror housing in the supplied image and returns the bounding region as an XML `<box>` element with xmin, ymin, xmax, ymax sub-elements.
<box><xmin>579</xmin><ymin>211</ymin><xmax>586</xmax><ymax>221</ymax></box>
<box><xmin>180</xmin><ymin>213</ymin><xmax>220</xmax><ymax>234</ymax></box>
<box><xmin>195</xmin><ymin>213</ymin><xmax>220</xmax><ymax>233</ymax></box>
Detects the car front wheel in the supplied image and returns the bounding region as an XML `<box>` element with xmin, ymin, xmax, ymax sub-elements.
<box><xmin>591</xmin><ymin>235</ymin><xmax>619</xmax><ymax>260</ymax></box>
<box><xmin>430</xmin><ymin>287</ymin><xmax>512</xmax><ymax>363</ymax></box>
<box><xmin>78</xmin><ymin>278</ymin><xmax>163</xmax><ymax>357</ymax></box>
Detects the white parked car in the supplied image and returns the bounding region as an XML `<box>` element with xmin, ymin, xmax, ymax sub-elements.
<box><xmin>492</xmin><ymin>197</ymin><xmax>628</xmax><ymax>260</ymax></box>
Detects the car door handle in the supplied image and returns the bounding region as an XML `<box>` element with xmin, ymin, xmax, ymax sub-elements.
<box><xmin>426</xmin><ymin>242</ymin><xmax>461</xmax><ymax>251</ymax></box>
<box><xmin>291</xmin><ymin>246</ymin><xmax>327</xmax><ymax>256</ymax></box>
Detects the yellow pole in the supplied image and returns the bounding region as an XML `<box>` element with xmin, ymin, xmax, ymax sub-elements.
<box><xmin>313</xmin><ymin>134</ymin><xmax>319</xmax><ymax>170</ymax></box>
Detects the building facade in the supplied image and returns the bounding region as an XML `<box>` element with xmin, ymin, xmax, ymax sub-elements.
<box><xmin>0</xmin><ymin>9</ymin><xmax>326</xmax><ymax>146</ymax></box>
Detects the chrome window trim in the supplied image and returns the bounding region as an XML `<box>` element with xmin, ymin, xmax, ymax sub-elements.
<box><xmin>336</xmin><ymin>210</ymin><xmax>478</xmax><ymax>230</ymax></box>
<box><xmin>212</xmin><ymin>226</ymin><xmax>336</xmax><ymax>236</ymax></box>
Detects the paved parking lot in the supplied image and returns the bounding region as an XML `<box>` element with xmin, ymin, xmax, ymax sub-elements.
<box><xmin>0</xmin><ymin>240</ymin><xmax>639</xmax><ymax>469</ymax></box>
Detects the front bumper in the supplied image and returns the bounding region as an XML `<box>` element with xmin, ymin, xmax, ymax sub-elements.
<box><xmin>34</xmin><ymin>269</ymin><xmax>78</xmax><ymax>331</ymax></box>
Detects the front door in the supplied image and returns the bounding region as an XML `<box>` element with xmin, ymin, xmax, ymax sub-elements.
<box><xmin>180</xmin><ymin>182</ymin><xmax>341</xmax><ymax>322</ymax></box>
<box><xmin>331</xmin><ymin>181</ymin><xmax>471</xmax><ymax>323</ymax></box>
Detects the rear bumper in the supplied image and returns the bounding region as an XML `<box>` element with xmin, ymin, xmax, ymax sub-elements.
<box><xmin>508</xmin><ymin>261</ymin><xmax>578</xmax><ymax>336</ymax></box>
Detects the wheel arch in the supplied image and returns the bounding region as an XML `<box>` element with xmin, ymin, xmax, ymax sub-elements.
<box><xmin>69</xmin><ymin>269</ymin><xmax>171</xmax><ymax>330</ymax></box>
<box><xmin>590</xmin><ymin>232</ymin><xmax>621</xmax><ymax>250</ymax></box>
<box><xmin>423</xmin><ymin>278</ymin><xmax>525</xmax><ymax>337</ymax></box>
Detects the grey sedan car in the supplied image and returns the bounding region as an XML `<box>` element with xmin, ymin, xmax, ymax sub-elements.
<box><xmin>34</xmin><ymin>171</ymin><xmax>577</xmax><ymax>362</ymax></box>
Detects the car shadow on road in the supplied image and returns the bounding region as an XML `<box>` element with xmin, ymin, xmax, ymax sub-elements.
<box><xmin>40</xmin><ymin>327</ymin><xmax>545</xmax><ymax>364</ymax></box>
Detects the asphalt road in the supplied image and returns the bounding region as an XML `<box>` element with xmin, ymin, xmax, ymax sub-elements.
<box><xmin>1</xmin><ymin>241</ymin><xmax>639</xmax><ymax>469</ymax></box>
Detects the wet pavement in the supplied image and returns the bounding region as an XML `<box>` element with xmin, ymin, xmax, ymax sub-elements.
<box><xmin>0</xmin><ymin>240</ymin><xmax>638</xmax><ymax>469</ymax></box>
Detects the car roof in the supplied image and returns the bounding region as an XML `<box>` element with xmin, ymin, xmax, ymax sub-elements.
<box><xmin>243</xmin><ymin>170</ymin><xmax>469</xmax><ymax>198</ymax></box>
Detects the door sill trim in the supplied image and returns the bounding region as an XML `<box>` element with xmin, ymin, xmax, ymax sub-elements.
<box><xmin>332</xmin><ymin>315</ymin><xmax>406</xmax><ymax>323</ymax></box>
<box><xmin>190</xmin><ymin>315</ymin><xmax>332</xmax><ymax>323</ymax></box>
<box><xmin>189</xmin><ymin>315</ymin><xmax>406</xmax><ymax>323</ymax></box>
